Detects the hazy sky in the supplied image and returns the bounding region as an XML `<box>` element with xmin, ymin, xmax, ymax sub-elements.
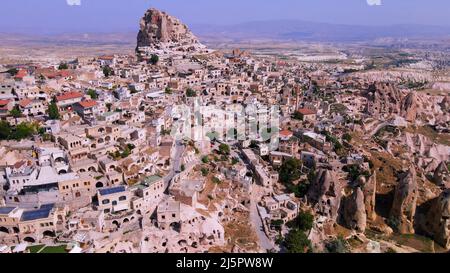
<box><xmin>1</xmin><ymin>0</ymin><xmax>450</xmax><ymax>33</ymax></box>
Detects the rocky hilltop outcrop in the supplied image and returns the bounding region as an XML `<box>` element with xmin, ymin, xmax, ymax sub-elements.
<box><xmin>137</xmin><ymin>8</ymin><xmax>202</xmax><ymax>50</ymax></box>
<box><xmin>390</xmin><ymin>167</ymin><xmax>418</xmax><ymax>234</ymax></box>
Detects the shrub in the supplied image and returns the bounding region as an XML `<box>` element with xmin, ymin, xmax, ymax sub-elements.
<box><xmin>218</xmin><ymin>143</ymin><xmax>230</xmax><ymax>155</ymax></box>
<box><xmin>212</xmin><ymin>177</ymin><xmax>221</xmax><ymax>184</ymax></box>
<box><xmin>150</xmin><ymin>54</ymin><xmax>159</xmax><ymax>65</ymax></box>
<box><xmin>186</xmin><ymin>88</ymin><xmax>197</xmax><ymax>97</ymax></box>
<box><xmin>287</xmin><ymin>211</ymin><xmax>314</xmax><ymax>232</ymax></box>
<box><xmin>324</xmin><ymin>237</ymin><xmax>349</xmax><ymax>253</ymax></box>
<box><xmin>279</xmin><ymin>158</ymin><xmax>302</xmax><ymax>184</ymax></box>
<box><xmin>201</xmin><ymin>168</ymin><xmax>209</xmax><ymax>177</ymax></box>
<box><xmin>284</xmin><ymin>229</ymin><xmax>312</xmax><ymax>253</ymax></box>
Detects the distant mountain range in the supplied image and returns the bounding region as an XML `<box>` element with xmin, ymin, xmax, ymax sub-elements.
<box><xmin>190</xmin><ymin>20</ymin><xmax>450</xmax><ymax>42</ymax></box>
<box><xmin>1</xmin><ymin>20</ymin><xmax>449</xmax><ymax>47</ymax></box>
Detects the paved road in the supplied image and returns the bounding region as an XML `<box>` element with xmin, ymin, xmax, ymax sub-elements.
<box><xmin>163</xmin><ymin>140</ymin><xmax>185</xmax><ymax>191</ymax></box>
<box><xmin>249</xmin><ymin>185</ymin><xmax>275</xmax><ymax>251</ymax></box>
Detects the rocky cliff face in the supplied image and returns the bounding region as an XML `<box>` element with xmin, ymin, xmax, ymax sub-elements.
<box><xmin>433</xmin><ymin>161</ymin><xmax>449</xmax><ymax>187</ymax></box>
<box><xmin>390</xmin><ymin>167</ymin><xmax>418</xmax><ymax>234</ymax></box>
<box><xmin>359</xmin><ymin>172</ymin><xmax>377</xmax><ymax>222</ymax></box>
<box><xmin>342</xmin><ymin>187</ymin><xmax>367</xmax><ymax>232</ymax></box>
<box><xmin>137</xmin><ymin>8</ymin><xmax>201</xmax><ymax>49</ymax></box>
<box><xmin>401</xmin><ymin>92</ymin><xmax>418</xmax><ymax>122</ymax></box>
<box><xmin>363</xmin><ymin>82</ymin><xmax>449</xmax><ymax>126</ymax></box>
<box><xmin>308</xmin><ymin>169</ymin><xmax>342</xmax><ymax>222</ymax></box>
<box><xmin>423</xmin><ymin>189</ymin><xmax>450</xmax><ymax>249</ymax></box>
<box><xmin>364</xmin><ymin>82</ymin><xmax>403</xmax><ymax>117</ymax></box>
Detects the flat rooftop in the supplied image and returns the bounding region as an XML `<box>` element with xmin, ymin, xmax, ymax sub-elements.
<box><xmin>98</xmin><ymin>185</ymin><xmax>126</xmax><ymax>196</ymax></box>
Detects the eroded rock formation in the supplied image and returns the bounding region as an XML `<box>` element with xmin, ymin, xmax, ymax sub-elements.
<box><xmin>137</xmin><ymin>8</ymin><xmax>200</xmax><ymax>49</ymax></box>
<box><xmin>358</xmin><ymin>172</ymin><xmax>377</xmax><ymax>221</ymax></box>
<box><xmin>401</xmin><ymin>92</ymin><xmax>418</xmax><ymax>122</ymax></box>
<box><xmin>342</xmin><ymin>187</ymin><xmax>367</xmax><ymax>232</ymax></box>
<box><xmin>307</xmin><ymin>169</ymin><xmax>342</xmax><ymax>222</ymax></box>
<box><xmin>423</xmin><ymin>189</ymin><xmax>450</xmax><ymax>249</ymax></box>
<box><xmin>364</xmin><ymin>82</ymin><xmax>402</xmax><ymax>117</ymax></box>
<box><xmin>390</xmin><ymin>167</ymin><xmax>418</xmax><ymax>234</ymax></box>
<box><xmin>433</xmin><ymin>161</ymin><xmax>449</xmax><ymax>187</ymax></box>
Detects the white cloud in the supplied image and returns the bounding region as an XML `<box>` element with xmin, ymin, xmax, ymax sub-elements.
<box><xmin>66</xmin><ymin>0</ymin><xmax>81</xmax><ymax>6</ymax></box>
<box><xmin>367</xmin><ymin>0</ymin><xmax>382</xmax><ymax>6</ymax></box>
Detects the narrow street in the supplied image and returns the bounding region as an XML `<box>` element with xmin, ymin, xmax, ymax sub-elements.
<box><xmin>249</xmin><ymin>185</ymin><xmax>275</xmax><ymax>251</ymax></box>
<box><xmin>163</xmin><ymin>140</ymin><xmax>185</xmax><ymax>191</ymax></box>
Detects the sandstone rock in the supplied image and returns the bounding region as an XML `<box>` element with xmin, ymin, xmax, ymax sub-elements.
<box><xmin>433</xmin><ymin>161</ymin><xmax>449</xmax><ymax>187</ymax></box>
<box><xmin>439</xmin><ymin>95</ymin><xmax>449</xmax><ymax>113</ymax></box>
<box><xmin>424</xmin><ymin>158</ymin><xmax>440</xmax><ymax>174</ymax></box>
<box><xmin>342</xmin><ymin>187</ymin><xmax>367</xmax><ymax>232</ymax></box>
<box><xmin>424</xmin><ymin>189</ymin><xmax>450</xmax><ymax>249</ymax></box>
<box><xmin>137</xmin><ymin>8</ymin><xmax>199</xmax><ymax>52</ymax></box>
<box><xmin>364</xmin><ymin>82</ymin><xmax>402</xmax><ymax>117</ymax></box>
<box><xmin>231</xmin><ymin>244</ymin><xmax>242</xmax><ymax>253</ymax></box>
<box><xmin>401</xmin><ymin>92</ymin><xmax>418</xmax><ymax>122</ymax></box>
<box><xmin>137</xmin><ymin>8</ymin><xmax>200</xmax><ymax>49</ymax></box>
<box><xmin>424</xmin><ymin>188</ymin><xmax>437</xmax><ymax>200</ymax></box>
<box><xmin>370</xmin><ymin>224</ymin><xmax>393</xmax><ymax>235</ymax></box>
<box><xmin>307</xmin><ymin>169</ymin><xmax>342</xmax><ymax>222</ymax></box>
<box><xmin>390</xmin><ymin>167</ymin><xmax>418</xmax><ymax>234</ymax></box>
<box><xmin>358</xmin><ymin>172</ymin><xmax>377</xmax><ymax>221</ymax></box>
<box><xmin>404</xmin><ymin>132</ymin><xmax>450</xmax><ymax>168</ymax></box>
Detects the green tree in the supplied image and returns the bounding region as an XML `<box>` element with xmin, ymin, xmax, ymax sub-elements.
<box><xmin>284</xmin><ymin>229</ymin><xmax>312</xmax><ymax>253</ymax></box>
<box><xmin>11</xmin><ymin>122</ymin><xmax>37</xmax><ymax>140</ymax></box>
<box><xmin>58</xmin><ymin>63</ymin><xmax>68</xmax><ymax>70</ymax></box>
<box><xmin>6</xmin><ymin>68</ymin><xmax>18</xmax><ymax>76</ymax></box>
<box><xmin>218</xmin><ymin>143</ymin><xmax>230</xmax><ymax>155</ymax></box>
<box><xmin>165</xmin><ymin>87</ymin><xmax>173</xmax><ymax>94</ymax></box>
<box><xmin>103</xmin><ymin>66</ymin><xmax>113</xmax><ymax>78</ymax></box>
<box><xmin>0</xmin><ymin>121</ymin><xmax>12</xmax><ymax>140</ymax></box>
<box><xmin>201</xmin><ymin>168</ymin><xmax>209</xmax><ymax>177</ymax></box>
<box><xmin>48</xmin><ymin>101</ymin><xmax>60</xmax><ymax>120</ymax></box>
<box><xmin>150</xmin><ymin>54</ymin><xmax>159</xmax><ymax>65</ymax></box>
<box><xmin>287</xmin><ymin>211</ymin><xmax>314</xmax><ymax>232</ymax></box>
<box><xmin>324</xmin><ymin>237</ymin><xmax>349</xmax><ymax>253</ymax></box>
<box><xmin>231</xmin><ymin>157</ymin><xmax>239</xmax><ymax>165</ymax></box>
<box><xmin>343</xmin><ymin>133</ymin><xmax>352</xmax><ymax>142</ymax></box>
<box><xmin>186</xmin><ymin>88</ymin><xmax>197</xmax><ymax>97</ymax></box>
<box><xmin>201</xmin><ymin>156</ymin><xmax>209</xmax><ymax>164</ymax></box>
<box><xmin>279</xmin><ymin>158</ymin><xmax>302</xmax><ymax>184</ymax></box>
<box><xmin>270</xmin><ymin>220</ymin><xmax>284</xmax><ymax>231</ymax></box>
<box><xmin>9</xmin><ymin>105</ymin><xmax>22</xmax><ymax>118</ymax></box>
<box><xmin>87</xmin><ymin>89</ymin><xmax>98</xmax><ymax>99</ymax></box>
<box><xmin>121</xmin><ymin>146</ymin><xmax>131</xmax><ymax>158</ymax></box>
<box><xmin>212</xmin><ymin>177</ymin><xmax>221</xmax><ymax>184</ymax></box>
